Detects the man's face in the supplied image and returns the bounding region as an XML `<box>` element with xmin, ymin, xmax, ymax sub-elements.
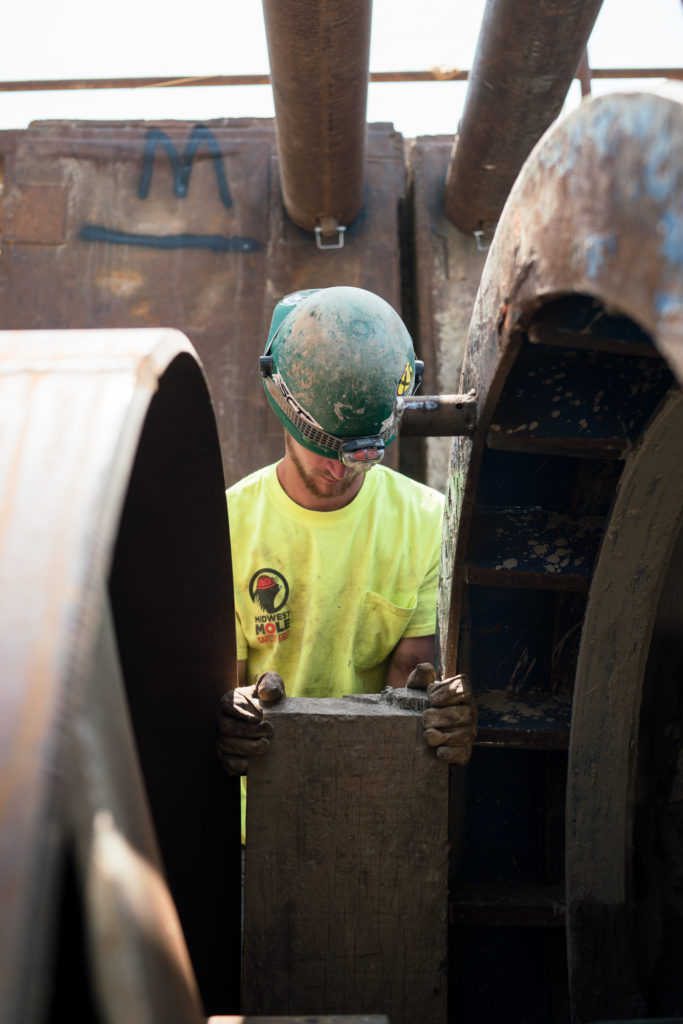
<box><xmin>284</xmin><ymin>432</ymin><xmax>365</xmax><ymax>502</ymax></box>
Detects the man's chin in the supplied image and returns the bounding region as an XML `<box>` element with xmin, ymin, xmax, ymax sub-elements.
<box><xmin>310</xmin><ymin>474</ymin><xmax>357</xmax><ymax>497</ymax></box>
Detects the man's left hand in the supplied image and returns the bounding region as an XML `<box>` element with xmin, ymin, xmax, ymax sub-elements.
<box><xmin>407</xmin><ymin>663</ymin><xmax>477</xmax><ymax>765</ymax></box>
<box><xmin>216</xmin><ymin>671</ymin><xmax>286</xmax><ymax>775</ymax></box>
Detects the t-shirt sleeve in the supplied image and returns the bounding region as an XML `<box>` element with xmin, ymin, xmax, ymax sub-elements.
<box><xmin>234</xmin><ymin>607</ymin><xmax>249</xmax><ymax>661</ymax></box>
<box><xmin>227</xmin><ymin>485</ymin><xmax>250</xmax><ymax>662</ymax></box>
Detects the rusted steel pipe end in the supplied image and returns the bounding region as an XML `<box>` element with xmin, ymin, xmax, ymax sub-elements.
<box><xmin>443</xmin><ymin>0</ymin><xmax>604</xmax><ymax>235</ymax></box>
<box><xmin>397</xmin><ymin>393</ymin><xmax>477</xmax><ymax>436</ymax></box>
<box><xmin>263</xmin><ymin>0</ymin><xmax>372</xmax><ymax>234</ymax></box>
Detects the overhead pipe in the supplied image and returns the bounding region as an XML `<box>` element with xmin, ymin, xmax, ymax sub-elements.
<box><xmin>262</xmin><ymin>0</ymin><xmax>372</xmax><ymax>246</ymax></box>
<box><xmin>443</xmin><ymin>0</ymin><xmax>605</xmax><ymax>236</ymax></box>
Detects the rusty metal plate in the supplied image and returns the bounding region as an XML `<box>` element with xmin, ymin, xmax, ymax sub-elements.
<box><xmin>2</xmin><ymin>183</ymin><xmax>67</xmax><ymax>243</ymax></box>
<box><xmin>0</xmin><ymin>119</ymin><xmax>406</xmax><ymax>486</ymax></box>
<box><xmin>411</xmin><ymin>138</ymin><xmax>487</xmax><ymax>489</ymax></box>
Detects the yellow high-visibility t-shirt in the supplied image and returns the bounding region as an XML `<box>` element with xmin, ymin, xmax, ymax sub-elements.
<box><xmin>226</xmin><ymin>462</ymin><xmax>444</xmax><ymax>698</ymax></box>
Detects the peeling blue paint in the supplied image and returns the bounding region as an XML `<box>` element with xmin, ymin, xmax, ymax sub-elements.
<box><xmin>584</xmin><ymin>232</ymin><xmax>616</xmax><ymax>279</ymax></box>
<box><xmin>655</xmin><ymin>291</ymin><xmax>683</xmax><ymax>319</ymax></box>
<box><xmin>583</xmin><ymin>102</ymin><xmax>619</xmax><ymax>161</ymax></box>
<box><xmin>588</xmin><ymin>96</ymin><xmax>668</xmax><ymax>165</ymax></box>
<box><xmin>536</xmin><ymin>94</ymin><xmax>680</xmax><ymax>207</ymax></box>
<box><xmin>660</xmin><ymin>208</ymin><xmax>683</xmax><ymax>265</ymax></box>
<box><xmin>644</xmin><ymin>158</ymin><xmax>675</xmax><ymax>204</ymax></box>
<box><xmin>537</xmin><ymin>127</ymin><xmax>578</xmax><ymax>177</ymax></box>
<box><xmin>643</xmin><ymin>129</ymin><xmax>677</xmax><ymax>204</ymax></box>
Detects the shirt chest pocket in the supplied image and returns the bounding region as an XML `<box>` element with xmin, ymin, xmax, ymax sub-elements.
<box><xmin>352</xmin><ymin>591</ymin><xmax>416</xmax><ymax>670</ymax></box>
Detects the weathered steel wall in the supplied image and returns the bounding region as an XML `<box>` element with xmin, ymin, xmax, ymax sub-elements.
<box><xmin>0</xmin><ymin>119</ymin><xmax>407</xmax><ymax>487</ymax></box>
<box><xmin>411</xmin><ymin>135</ymin><xmax>487</xmax><ymax>488</ymax></box>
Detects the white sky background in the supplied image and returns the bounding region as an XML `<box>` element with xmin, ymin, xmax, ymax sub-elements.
<box><xmin>0</xmin><ymin>0</ymin><xmax>681</xmax><ymax>136</ymax></box>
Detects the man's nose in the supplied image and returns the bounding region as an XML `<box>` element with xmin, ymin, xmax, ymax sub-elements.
<box><xmin>325</xmin><ymin>458</ymin><xmax>348</xmax><ymax>479</ymax></box>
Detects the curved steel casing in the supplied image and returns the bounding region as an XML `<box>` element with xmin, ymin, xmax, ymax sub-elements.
<box><xmin>0</xmin><ymin>329</ymin><xmax>240</xmax><ymax>1022</ymax></box>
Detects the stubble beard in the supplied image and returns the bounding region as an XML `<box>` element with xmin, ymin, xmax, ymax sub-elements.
<box><xmin>285</xmin><ymin>433</ymin><xmax>362</xmax><ymax>501</ymax></box>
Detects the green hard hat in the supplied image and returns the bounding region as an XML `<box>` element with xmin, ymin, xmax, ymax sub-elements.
<box><xmin>259</xmin><ymin>286</ymin><xmax>422</xmax><ymax>462</ymax></box>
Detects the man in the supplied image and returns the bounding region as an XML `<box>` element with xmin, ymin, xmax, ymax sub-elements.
<box><xmin>217</xmin><ymin>286</ymin><xmax>476</xmax><ymax>776</ymax></box>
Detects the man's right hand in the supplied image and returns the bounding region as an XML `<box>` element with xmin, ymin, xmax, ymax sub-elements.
<box><xmin>216</xmin><ymin>671</ymin><xmax>286</xmax><ymax>775</ymax></box>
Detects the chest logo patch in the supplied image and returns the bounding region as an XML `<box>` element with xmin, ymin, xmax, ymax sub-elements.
<box><xmin>249</xmin><ymin>568</ymin><xmax>291</xmax><ymax>643</ymax></box>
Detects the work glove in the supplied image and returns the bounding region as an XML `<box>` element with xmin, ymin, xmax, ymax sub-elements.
<box><xmin>408</xmin><ymin>663</ymin><xmax>477</xmax><ymax>765</ymax></box>
<box><xmin>216</xmin><ymin>671</ymin><xmax>286</xmax><ymax>776</ymax></box>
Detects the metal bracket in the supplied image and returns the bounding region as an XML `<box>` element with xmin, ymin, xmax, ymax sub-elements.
<box><xmin>474</xmin><ymin>229</ymin><xmax>491</xmax><ymax>252</ymax></box>
<box><xmin>315</xmin><ymin>225</ymin><xmax>346</xmax><ymax>250</ymax></box>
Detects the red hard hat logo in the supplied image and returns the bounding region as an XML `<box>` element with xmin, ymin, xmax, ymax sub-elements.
<box><xmin>256</xmin><ymin>574</ymin><xmax>277</xmax><ymax>591</ymax></box>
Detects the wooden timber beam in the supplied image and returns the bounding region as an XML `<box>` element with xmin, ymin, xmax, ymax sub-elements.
<box><xmin>242</xmin><ymin>694</ymin><xmax>449</xmax><ymax>1024</ymax></box>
